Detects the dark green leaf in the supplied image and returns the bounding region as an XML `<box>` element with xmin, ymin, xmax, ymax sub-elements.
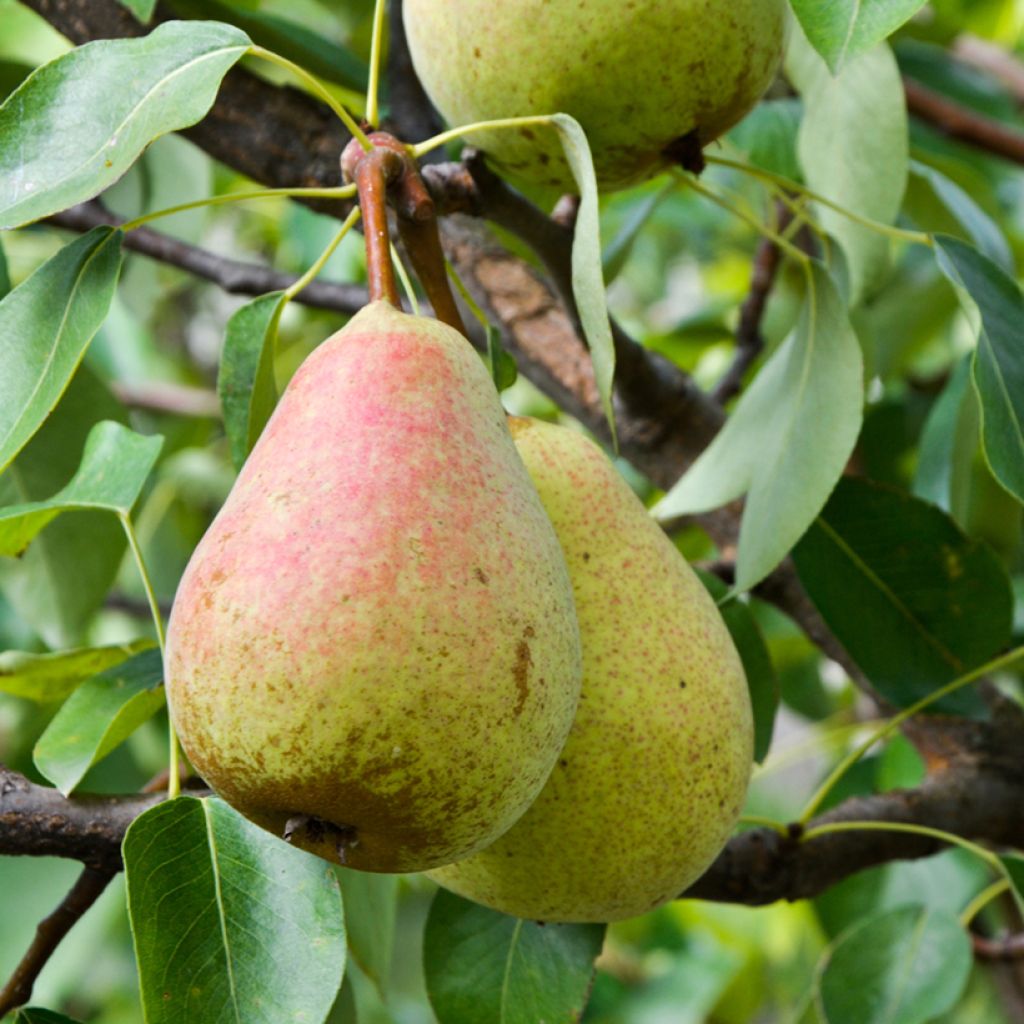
<box><xmin>602</xmin><ymin>183</ymin><xmax>673</xmax><ymax>283</ymax></box>
<box><xmin>0</xmin><ymin>21</ymin><xmax>250</xmax><ymax>228</ymax></box>
<box><xmin>167</xmin><ymin>0</ymin><xmax>368</xmax><ymax>91</ymax></box>
<box><xmin>0</xmin><ymin>60</ymin><xmax>35</xmax><ymax>101</ymax></box>
<box><xmin>34</xmin><ymin>648</ymin><xmax>165</xmax><ymax>794</ymax></box>
<box><xmin>697</xmin><ymin>571</ymin><xmax>777</xmax><ymax>763</ymax></box>
<box><xmin>907</xmin><ymin>162</ymin><xmax>1012</xmax><ymax>272</ymax></box>
<box><xmin>125</xmin><ymin>796</ymin><xmax>346</xmax><ymax>1024</ymax></box>
<box><xmin>551</xmin><ymin>113</ymin><xmax>616</xmax><ymax>447</ymax></box>
<box><xmin>218</xmin><ymin>292</ymin><xmax>283</xmax><ymax>469</ymax></box>
<box><xmin>0</xmin><ymin>641</ymin><xmax>152</xmax><ymax>702</ymax></box>
<box><xmin>424</xmin><ymin>889</ymin><xmax>604</xmax><ymax>1024</ymax></box>
<box><xmin>335</xmin><ymin>869</ymin><xmax>398</xmax><ymax>991</ymax></box>
<box><xmin>816</xmin><ymin>904</ymin><xmax>971</xmax><ymax>1023</ymax></box>
<box><xmin>935</xmin><ymin>235</ymin><xmax>1024</xmax><ymax>505</ymax></box>
<box><xmin>0</xmin><ymin>228</ymin><xmax>123</xmax><ymax>475</ymax></box>
<box><xmin>793</xmin><ymin>477</ymin><xmax>1013</xmax><ymax>714</ymax></box>
<box><xmin>486</xmin><ymin>326</ymin><xmax>518</xmax><ymax>394</ymax></box>
<box><xmin>654</xmin><ymin>263</ymin><xmax>864</xmax><ymax>592</ymax></box>
<box><xmin>15</xmin><ymin>1009</ymin><xmax>83</xmax><ymax>1024</ymax></box>
<box><xmin>913</xmin><ymin>356</ymin><xmax>972</xmax><ymax>512</ymax></box>
<box><xmin>0</xmin><ymin>236</ymin><xmax>10</xmax><ymax>297</ymax></box>
<box><xmin>0</xmin><ymin>420</ymin><xmax>162</xmax><ymax>556</ymax></box>
<box><xmin>790</xmin><ymin>0</ymin><xmax>929</xmax><ymax>72</ymax></box>
<box><xmin>1000</xmin><ymin>853</ymin><xmax>1024</xmax><ymax>916</ymax></box>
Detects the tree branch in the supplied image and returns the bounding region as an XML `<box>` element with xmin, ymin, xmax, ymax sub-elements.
<box><xmin>904</xmin><ymin>76</ymin><xmax>1024</xmax><ymax>166</ymax></box>
<box><xmin>48</xmin><ymin>202</ymin><xmax>370</xmax><ymax>315</ymax></box>
<box><xmin>5</xmin><ymin>704</ymin><xmax>1023</xmax><ymax>907</ymax></box>
<box><xmin>0</xmin><ymin>866</ymin><xmax>116</xmax><ymax>1017</ymax></box>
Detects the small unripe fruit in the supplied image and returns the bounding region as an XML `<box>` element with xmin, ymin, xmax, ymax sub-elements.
<box><xmin>404</xmin><ymin>0</ymin><xmax>788</xmax><ymax>191</ymax></box>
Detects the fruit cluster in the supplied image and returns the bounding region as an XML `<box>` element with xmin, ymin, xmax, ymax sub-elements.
<box><xmin>166</xmin><ymin>303</ymin><xmax>752</xmax><ymax>923</ymax></box>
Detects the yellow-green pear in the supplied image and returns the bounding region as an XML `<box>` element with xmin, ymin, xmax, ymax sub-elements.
<box><xmin>429</xmin><ymin>418</ymin><xmax>752</xmax><ymax>921</ymax></box>
<box><xmin>165</xmin><ymin>304</ymin><xmax>583</xmax><ymax>873</ymax></box>
<box><xmin>403</xmin><ymin>0</ymin><xmax>787</xmax><ymax>192</ymax></box>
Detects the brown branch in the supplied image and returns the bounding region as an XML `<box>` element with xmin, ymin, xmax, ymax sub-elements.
<box><xmin>110</xmin><ymin>380</ymin><xmax>221</xmax><ymax>418</ymax></box>
<box><xmin>974</xmin><ymin>934</ymin><xmax>1024</xmax><ymax>961</ymax></box>
<box><xmin>904</xmin><ymin>76</ymin><xmax>1024</xmax><ymax>165</ymax></box>
<box><xmin>48</xmin><ymin>202</ymin><xmax>370</xmax><ymax>314</ymax></box>
<box><xmin>0</xmin><ymin>866</ymin><xmax>116</xmax><ymax>1016</ymax></box>
<box><xmin>5</xmin><ymin>704</ymin><xmax>1024</xmax><ymax>908</ymax></box>
<box><xmin>712</xmin><ymin>228</ymin><xmax>785</xmax><ymax>404</ymax></box>
<box><xmin>0</xmin><ymin>766</ymin><xmax>161</xmax><ymax>867</ymax></box>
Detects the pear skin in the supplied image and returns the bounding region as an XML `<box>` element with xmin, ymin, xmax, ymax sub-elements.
<box><xmin>166</xmin><ymin>305</ymin><xmax>582</xmax><ymax>873</ymax></box>
<box><xmin>403</xmin><ymin>0</ymin><xmax>787</xmax><ymax>191</ymax></box>
<box><xmin>429</xmin><ymin>419</ymin><xmax>753</xmax><ymax>921</ymax></box>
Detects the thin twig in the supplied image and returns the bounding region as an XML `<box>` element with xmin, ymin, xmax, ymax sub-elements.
<box><xmin>0</xmin><ymin>866</ymin><xmax>116</xmax><ymax>1016</ymax></box>
<box><xmin>904</xmin><ymin>76</ymin><xmax>1024</xmax><ymax>165</ymax></box>
<box><xmin>974</xmin><ymin>934</ymin><xmax>1024</xmax><ymax>961</ymax></box>
<box><xmin>48</xmin><ymin>202</ymin><xmax>370</xmax><ymax>314</ymax></box>
<box><xmin>712</xmin><ymin>208</ymin><xmax>789</xmax><ymax>404</ymax></box>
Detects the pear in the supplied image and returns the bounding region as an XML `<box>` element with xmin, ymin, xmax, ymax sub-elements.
<box><xmin>165</xmin><ymin>304</ymin><xmax>583</xmax><ymax>873</ymax></box>
<box><xmin>403</xmin><ymin>0</ymin><xmax>787</xmax><ymax>192</ymax></box>
<box><xmin>429</xmin><ymin>419</ymin><xmax>752</xmax><ymax>922</ymax></box>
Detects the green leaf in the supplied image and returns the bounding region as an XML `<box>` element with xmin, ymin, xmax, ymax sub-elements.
<box><xmin>0</xmin><ymin>228</ymin><xmax>123</xmax><ymax>475</ymax></box>
<box><xmin>0</xmin><ymin>21</ymin><xmax>250</xmax><ymax>228</ymax></box>
<box><xmin>1000</xmin><ymin>853</ymin><xmax>1024</xmax><ymax>916</ymax></box>
<box><xmin>907</xmin><ymin>162</ymin><xmax>1012</xmax><ymax>273</ymax></box>
<box><xmin>935</xmin><ymin>234</ymin><xmax>1024</xmax><ymax>505</ymax></box>
<box><xmin>0</xmin><ymin>236</ymin><xmax>10</xmax><ymax>298</ymax></box>
<box><xmin>424</xmin><ymin>889</ymin><xmax>605</xmax><ymax>1024</ymax></box>
<box><xmin>335</xmin><ymin>869</ymin><xmax>398</xmax><ymax>991</ymax></box>
<box><xmin>117</xmin><ymin>0</ymin><xmax>157</xmax><ymax>20</ymax></box>
<box><xmin>789</xmin><ymin>0</ymin><xmax>929</xmax><ymax>72</ymax></box>
<box><xmin>486</xmin><ymin>326</ymin><xmax>519</xmax><ymax>394</ymax></box>
<box><xmin>913</xmin><ymin>356</ymin><xmax>972</xmax><ymax>512</ymax></box>
<box><xmin>124</xmin><ymin>796</ymin><xmax>346</xmax><ymax>1024</ymax></box>
<box><xmin>167</xmin><ymin>0</ymin><xmax>368</xmax><ymax>92</ymax></box>
<box><xmin>15</xmin><ymin>1010</ymin><xmax>83</xmax><ymax>1024</ymax></box>
<box><xmin>0</xmin><ymin>367</ymin><xmax>132</xmax><ymax>648</ymax></box>
<box><xmin>34</xmin><ymin>648</ymin><xmax>165</xmax><ymax>795</ymax></box>
<box><xmin>551</xmin><ymin>113</ymin><xmax>617</xmax><ymax>447</ymax></box>
<box><xmin>697</xmin><ymin>570</ymin><xmax>777</xmax><ymax>763</ymax></box>
<box><xmin>815</xmin><ymin>904</ymin><xmax>971</xmax><ymax>1024</ymax></box>
<box><xmin>726</xmin><ymin>98</ymin><xmax>803</xmax><ymax>182</ymax></box>
<box><xmin>0</xmin><ymin>640</ymin><xmax>152</xmax><ymax>702</ymax></box>
<box><xmin>602</xmin><ymin>183</ymin><xmax>673</xmax><ymax>284</ymax></box>
<box><xmin>793</xmin><ymin>477</ymin><xmax>1012</xmax><ymax>715</ymax></box>
<box><xmin>653</xmin><ymin>263</ymin><xmax>864</xmax><ymax>592</ymax></box>
<box><xmin>218</xmin><ymin>292</ymin><xmax>284</xmax><ymax>469</ymax></box>
<box><xmin>0</xmin><ymin>421</ymin><xmax>162</xmax><ymax>556</ymax></box>
<box><xmin>788</xmin><ymin>35</ymin><xmax>908</xmax><ymax>301</ymax></box>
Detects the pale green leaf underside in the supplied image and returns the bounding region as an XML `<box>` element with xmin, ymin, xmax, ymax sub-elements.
<box><xmin>551</xmin><ymin>113</ymin><xmax>617</xmax><ymax>448</ymax></box>
<box><xmin>653</xmin><ymin>263</ymin><xmax>864</xmax><ymax>591</ymax></box>
<box><xmin>788</xmin><ymin>34</ymin><xmax>908</xmax><ymax>302</ymax></box>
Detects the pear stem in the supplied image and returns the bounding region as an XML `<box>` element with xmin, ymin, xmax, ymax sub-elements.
<box><xmin>391</xmin><ymin>153</ymin><xmax>468</xmax><ymax>336</ymax></box>
<box><xmin>960</xmin><ymin>878</ymin><xmax>1011</xmax><ymax>928</ymax></box>
<box><xmin>352</xmin><ymin>146</ymin><xmax>404</xmax><ymax>307</ymax></box>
